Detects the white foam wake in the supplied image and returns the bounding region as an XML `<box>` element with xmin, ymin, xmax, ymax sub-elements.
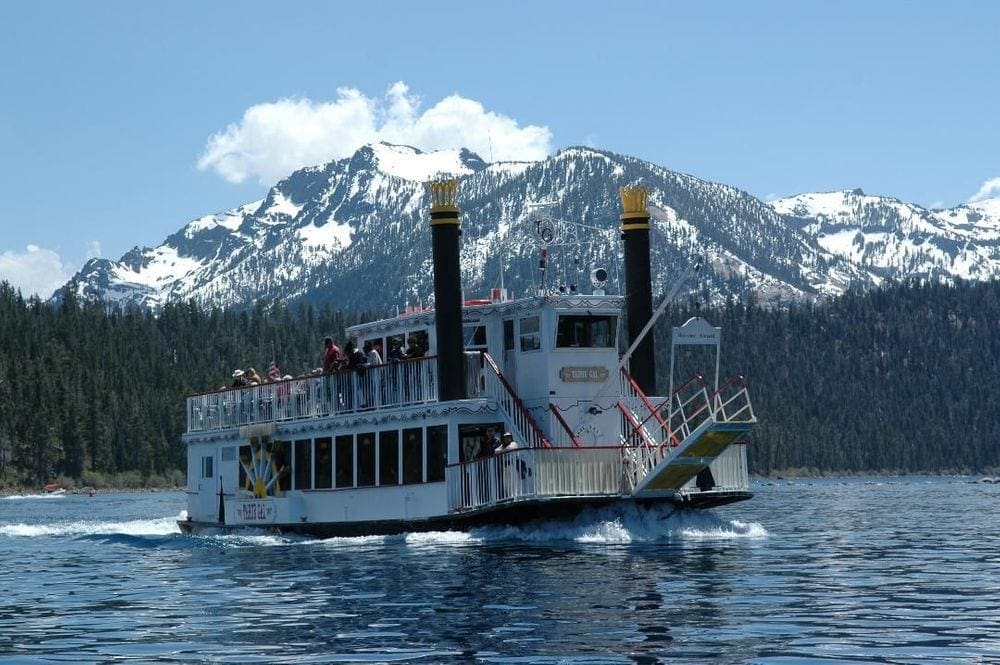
<box><xmin>178</xmin><ymin>506</ymin><xmax>768</xmax><ymax>549</ymax></box>
<box><xmin>461</xmin><ymin>505</ymin><xmax>768</xmax><ymax>545</ymax></box>
<box><xmin>0</xmin><ymin>515</ymin><xmax>182</xmax><ymax>538</ymax></box>
<box><xmin>2</xmin><ymin>493</ymin><xmax>67</xmax><ymax>501</ymax></box>
<box><xmin>310</xmin><ymin>505</ymin><xmax>768</xmax><ymax>549</ymax></box>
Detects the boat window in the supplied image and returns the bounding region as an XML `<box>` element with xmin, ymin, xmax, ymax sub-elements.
<box><xmin>272</xmin><ymin>440</ymin><xmax>291</xmax><ymax>492</ymax></box>
<box><xmin>407</xmin><ymin>329</ymin><xmax>429</xmax><ymax>355</ymax></box>
<box><xmin>503</xmin><ymin>319</ymin><xmax>514</xmax><ymax>350</ymax></box>
<box><xmin>556</xmin><ymin>315</ymin><xmax>617</xmax><ymax>348</ymax></box>
<box><xmin>402</xmin><ymin>427</ymin><xmax>423</xmax><ymax>484</ymax></box>
<box><xmin>459</xmin><ymin>424</ymin><xmax>480</xmax><ymax>463</ymax></box>
<box><xmin>335</xmin><ymin>435</ymin><xmax>354</xmax><ymax>488</ymax></box>
<box><xmin>378</xmin><ymin>430</ymin><xmax>399</xmax><ymax>486</ymax></box>
<box><xmin>357</xmin><ymin>433</ymin><xmax>375</xmax><ymax>487</ymax></box>
<box><xmin>463</xmin><ymin>324</ymin><xmax>487</xmax><ymax>351</ymax></box>
<box><xmin>426</xmin><ymin>425</ymin><xmax>447</xmax><ymax>482</ymax></box>
<box><xmin>315</xmin><ymin>437</ymin><xmax>332</xmax><ymax>489</ymax></box>
<box><xmin>293</xmin><ymin>439</ymin><xmax>312</xmax><ymax>490</ymax></box>
<box><xmin>201</xmin><ymin>455</ymin><xmax>213</xmax><ymax>479</ymax></box>
<box><xmin>519</xmin><ymin>316</ymin><xmax>540</xmax><ymax>352</ymax></box>
<box><xmin>238</xmin><ymin>444</ymin><xmax>251</xmax><ymax>490</ymax></box>
<box><xmin>221</xmin><ymin>446</ymin><xmax>236</xmax><ymax>462</ymax></box>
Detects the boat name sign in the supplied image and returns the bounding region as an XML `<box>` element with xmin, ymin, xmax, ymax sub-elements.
<box><xmin>559</xmin><ymin>366</ymin><xmax>610</xmax><ymax>383</ymax></box>
<box><xmin>234</xmin><ymin>499</ymin><xmax>277</xmax><ymax>524</ymax></box>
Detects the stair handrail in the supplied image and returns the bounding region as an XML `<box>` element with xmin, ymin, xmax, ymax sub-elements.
<box><xmin>616</xmin><ymin>402</ymin><xmax>650</xmax><ymax>447</ymax></box>
<box><xmin>666</xmin><ymin>375</ymin><xmax>714</xmax><ymax>442</ymax></box>
<box><xmin>619</xmin><ymin>368</ymin><xmax>670</xmax><ymax>430</ymax></box>
<box><xmin>548</xmin><ymin>404</ymin><xmax>583</xmax><ymax>447</ymax></box>
<box><xmin>709</xmin><ymin>374</ymin><xmax>756</xmax><ymax>423</ymax></box>
<box><xmin>481</xmin><ymin>352</ymin><xmax>552</xmax><ymax>448</ymax></box>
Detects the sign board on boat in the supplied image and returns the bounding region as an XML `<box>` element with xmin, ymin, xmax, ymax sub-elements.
<box><xmin>672</xmin><ymin>317</ymin><xmax>720</xmax><ymax>346</ymax></box>
<box><xmin>559</xmin><ymin>366</ymin><xmax>610</xmax><ymax>382</ymax></box>
<box><xmin>233</xmin><ymin>499</ymin><xmax>277</xmax><ymax>524</ymax></box>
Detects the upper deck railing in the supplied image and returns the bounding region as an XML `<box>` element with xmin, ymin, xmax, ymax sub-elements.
<box><xmin>187</xmin><ymin>356</ymin><xmax>415</xmax><ymax>433</ymax></box>
<box><xmin>187</xmin><ymin>353</ymin><xmax>488</xmax><ymax>434</ymax></box>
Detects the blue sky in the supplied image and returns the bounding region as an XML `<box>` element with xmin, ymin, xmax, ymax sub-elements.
<box><xmin>1</xmin><ymin>0</ymin><xmax>997</xmax><ymax>297</ymax></box>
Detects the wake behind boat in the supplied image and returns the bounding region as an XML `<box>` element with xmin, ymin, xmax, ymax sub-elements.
<box><xmin>179</xmin><ymin>183</ymin><xmax>755</xmax><ymax>537</ymax></box>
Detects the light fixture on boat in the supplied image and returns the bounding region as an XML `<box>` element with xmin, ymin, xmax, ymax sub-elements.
<box><xmin>590</xmin><ymin>267</ymin><xmax>608</xmax><ymax>295</ymax></box>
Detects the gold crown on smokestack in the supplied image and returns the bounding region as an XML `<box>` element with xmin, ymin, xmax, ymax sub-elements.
<box><xmin>619</xmin><ymin>186</ymin><xmax>650</xmax><ymax>229</ymax></box>
<box><xmin>428</xmin><ymin>179</ymin><xmax>459</xmax><ymax>212</ymax></box>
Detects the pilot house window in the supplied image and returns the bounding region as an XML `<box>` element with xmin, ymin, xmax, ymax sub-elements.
<box><xmin>463</xmin><ymin>324</ymin><xmax>487</xmax><ymax>351</ymax></box>
<box><xmin>556</xmin><ymin>315</ymin><xmax>617</xmax><ymax>348</ymax></box>
<box><xmin>519</xmin><ymin>316</ymin><xmax>540</xmax><ymax>351</ymax></box>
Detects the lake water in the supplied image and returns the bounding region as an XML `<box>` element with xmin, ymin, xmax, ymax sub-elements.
<box><xmin>1</xmin><ymin>477</ymin><xmax>998</xmax><ymax>663</ymax></box>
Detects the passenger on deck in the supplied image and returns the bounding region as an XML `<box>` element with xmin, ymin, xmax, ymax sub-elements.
<box><xmin>482</xmin><ymin>426</ymin><xmax>501</xmax><ymax>457</ymax></box>
<box><xmin>363</xmin><ymin>340</ymin><xmax>382</xmax><ymax>367</ymax></box>
<box><xmin>496</xmin><ymin>431</ymin><xmax>518</xmax><ymax>454</ymax></box>
<box><xmin>401</xmin><ymin>336</ymin><xmax>425</xmax><ymax>402</ymax></box>
<box><xmin>322</xmin><ymin>337</ymin><xmax>342</xmax><ymax>374</ymax></box>
<box><xmin>387</xmin><ymin>339</ymin><xmax>404</xmax><ymax>402</ymax></box>
<box><xmin>346</xmin><ymin>341</ymin><xmax>366</xmax><ymax>369</ymax></box>
<box><xmin>404</xmin><ymin>335</ymin><xmax>424</xmax><ymax>358</ymax></box>
<box><xmin>231</xmin><ymin>369</ymin><xmax>249</xmax><ymax>389</ymax></box>
<box><xmin>362</xmin><ymin>341</ymin><xmax>382</xmax><ymax>408</ymax></box>
<box><xmin>245</xmin><ymin>367</ymin><xmax>264</xmax><ymax>386</ymax></box>
<box><xmin>476</xmin><ymin>426</ymin><xmax>498</xmax><ymax>503</ymax></box>
<box><xmin>267</xmin><ymin>362</ymin><xmax>282</xmax><ymax>382</ymax></box>
<box><xmin>496</xmin><ymin>432</ymin><xmax>527</xmax><ymax>499</ymax></box>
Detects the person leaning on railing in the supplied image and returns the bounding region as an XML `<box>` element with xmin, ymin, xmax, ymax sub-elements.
<box><xmin>322</xmin><ymin>337</ymin><xmax>342</xmax><ymax>374</ymax></box>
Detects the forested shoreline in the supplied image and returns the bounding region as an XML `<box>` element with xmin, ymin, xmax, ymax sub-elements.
<box><xmin>1</xmin><ymin>279</ymin><xmax>998</xmax><ymax>489</ymax></box>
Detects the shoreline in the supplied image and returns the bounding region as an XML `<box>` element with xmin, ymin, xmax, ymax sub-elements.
<box><xmin>0</xmin><ymin>486</ymin><xmax>185</xmax><ymax>498</ymax></box>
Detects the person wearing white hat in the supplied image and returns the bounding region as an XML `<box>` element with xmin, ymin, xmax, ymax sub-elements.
<box><xmin>231</xmin><ymin>369</ymin><xmax>248</xmax><ymax>389</ymax></box>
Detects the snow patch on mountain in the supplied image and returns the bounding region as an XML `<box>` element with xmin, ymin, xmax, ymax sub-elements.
<box><xmin>297</xmin><ymin>220</ymin><xmax>353</xmax><ymax>251</ymax></box>
<box><xmin>183</xmin><ymin>200</ymin><xmax>261</xmax><ymax>237</ymax></box>
<box><xmin>110</xmin><ymin>246</ymin><xmax>204</xmax><ymax>289</ymax></box>
<box><xmin>264</xmin><ymin>191</ymin><xmax>302</xmax><ymax>218</ymax></box>
<box><xmin>368</xmin><ymin>142</ymin><xmax>476</xmax><ymax>181</ymax></box>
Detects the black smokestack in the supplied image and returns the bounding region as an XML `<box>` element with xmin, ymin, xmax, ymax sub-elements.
<box><xmin>428</xmin><ymin>179</ymin><xmax>467</xmax><ymax>401</ymax></box>
<box><xmin>620</xmin><ymin>186</ymin><xmax>656</xmax><ymax>394</ymax></box>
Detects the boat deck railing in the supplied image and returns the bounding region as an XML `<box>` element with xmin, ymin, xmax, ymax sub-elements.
<box><xmin>446</xmin><ymin>446</ymin><xmax>627</xmax><ymax>512</ymax></box>
<box><xmin>185</xmin><ymin>357</ymin><xmax>433</xmax><ymax>433</ymax></box>
<box><xmin>445</xmin><ymin>440</ymin><xmax>753</xmax><ymax>514</ymax></box>
<box><xmin>186</xmin><ymin>354</ymin><xmax>488</xmax><ymax>434</ymax></box>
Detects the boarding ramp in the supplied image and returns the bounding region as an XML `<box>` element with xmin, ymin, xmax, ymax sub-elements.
<box><xmin>627</xmin><ymin>373</ymin><xmax>754</xmax><ymax>496</ymax></box>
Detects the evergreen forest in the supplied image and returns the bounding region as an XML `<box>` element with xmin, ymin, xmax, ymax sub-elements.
<box><xmin>1</xmin><ymin>279</ymin><xmax>998</xmax><ymax>489</ymax></box>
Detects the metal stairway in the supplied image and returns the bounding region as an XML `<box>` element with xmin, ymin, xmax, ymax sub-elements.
<box><xmin>622</xmin><ymin>372</ymin><xmax>755</xmax><ymax>496</ymax></box>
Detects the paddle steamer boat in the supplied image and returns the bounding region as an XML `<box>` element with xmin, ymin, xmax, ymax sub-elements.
<box><xmin>179</xmin><ymin>183</ymin><xmax>756</xmax><ymax>536</ymax></box>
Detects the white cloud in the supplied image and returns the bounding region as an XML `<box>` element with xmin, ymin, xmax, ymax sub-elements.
<box><xmin>969</xmin><ymin>177</ymin><xmax>1000</xmax><ymax>203</ymax></box>
<box><xmin>0</xmin><ymin>245</ymin><xmax>74</xmax><ymax>299</ymax></box>
<box><xmin>197</xmin><ymin>82</ymin><xmax>553</xmax><ymax>185</ymax></box>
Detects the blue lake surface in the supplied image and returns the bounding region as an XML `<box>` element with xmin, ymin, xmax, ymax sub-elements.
<box><xmin>1</xmin><ymin>477</ymin><xmax>999</xmax><ymax>663</ymax></box>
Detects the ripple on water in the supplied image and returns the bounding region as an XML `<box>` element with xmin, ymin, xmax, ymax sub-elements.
<box><xmin>2</xmin><ymin>481</ymin><xmax>999</xmax><ymax>662</ymax></box>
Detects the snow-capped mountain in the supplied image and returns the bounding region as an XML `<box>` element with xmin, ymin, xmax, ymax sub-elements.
<box><xmin>59</xmin><ymin>142</ymin><xmax>1000</xmax><ymax>312</ymax></box>
<box><xmin>771</xmin><ymin>189</ymin><xmax>1000</xmax><ymax>282</ymax></box>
